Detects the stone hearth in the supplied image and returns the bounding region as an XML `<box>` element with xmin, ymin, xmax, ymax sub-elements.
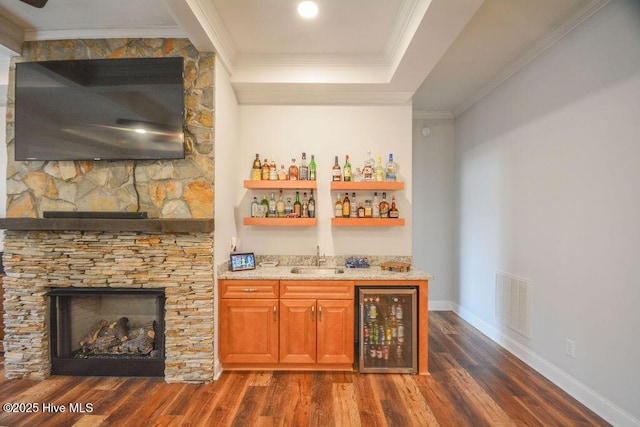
<box><xmin>2</xmin><ymin>228</ymin><xmax>214</xmax><ymax>383</ymax></box>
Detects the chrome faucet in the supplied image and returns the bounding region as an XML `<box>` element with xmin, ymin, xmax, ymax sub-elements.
<box><xmin>316</xmin><ymin>245</ymin><xmax>327</xmax><ymax>267</ymax></box>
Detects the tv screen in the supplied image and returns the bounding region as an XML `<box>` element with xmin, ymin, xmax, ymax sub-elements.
<box><xmin>15</xmin><ymin>57</ymin><xmax>185</xmax><ymax>161</ymax></box>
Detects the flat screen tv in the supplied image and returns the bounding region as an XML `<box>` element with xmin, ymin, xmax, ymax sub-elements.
<box><xmin>14</xmin><ymin>57</ymin><xmax>185</xmax><ymax>161</ymax></box>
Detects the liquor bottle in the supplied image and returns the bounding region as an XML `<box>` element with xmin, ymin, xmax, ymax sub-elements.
<box><xmin>342</xmin><ymin>193</ymin><xmax>350</xmax><ymax>218</ymax></box>
<box><xmin>250</xmin><ymin>196</ymin><xmax>259</xmax><ymax>217</ymax></box>
<box><xmin>261</xmin><ymin>158</ymin><xmax>270</xmax><ymax>180</ymax></box>
<box><xmin>293</xmin><ymin>191</ymin><xmax>302</xmax><ymax>217</ymax></box>
<box><xmin>389</xmin><ymin>195</ymin><xmax>399</xmax><ymax>218</ymax></box>
<box><xmin>375</xmin><ymin>156</ymin><xmax>384</xmax><ymax>182</ymax></box>
<box><xmin>260</xmin><ymin>194</ymin><xmax>269</xmax><ymax>217</ymax></box>
<box><xmin>309</xmin><ymin>154</ymin><xmax>317</xmax><ymax>180</ymax></box>
<box><xmin>357</xmin><ymin>202</ymin><xmax>365</xmax><ymax>218</ymax></box>
<box><xmin>308</xmin><ymin>190</ymin><xmax>316</xmax><ymax>218</ymax></box>
<box><xmin>363</xmin><ymin>151</ymin><xmax>375</xmax><ymax>181</ymax></box>
<box><xmin>334</xmin><ymin>193</ymin><xmax>343</xmax><ymax>218</ymax></box>
<box><xmin>385</xmin><ymin>153</ymin><xmax>398</xmax><ymax>182</ymax></box>
<box><xmin>301</xmin><ymin>192</ymin><xmax>309</xmax><ymax>218</ymax></box>
<box><xmin>289</xmin><ymin>158</ymin><xmax>299</xmax><ymax>180</ymax></box>
<box><xmin>379</xmin><ymin>192</ymin><xmax>389</xmax><ymax>218</ymax></box>
<box><xmin>332</xmin><ymin>156</ymin><xmax>341</xmax><ymax>181</ymax></box>
<box><xmin>372</xmin><ymin>192</ymin><xmax>380</xmax><ymax>218</ymax></box>
<box><xmin>285</xmin><ymin>197</ymin><xmax>293</xmax><ymax>216</ymax></box>
<box><xmin>343</xmin><ymin>155</ymin><xmax>352</xmax><ymax>182</ymax></box>
<box><xmin>299</xmin><ymin>152</ymin><xmax>309</xmax><ymax>180</ymax></box>
<box><xmin>277</xmin><ymin>164</ymin><xmax>288</xmax><ymax>180</ymax></box>
<box><xmin>251</xmin><ymin>154</ymin><xmax>262</xmax><ymax>180</ymax></box>
<box><xmin>269</xmin><ymin>158</ymin><xmax>277</xmax><ymax>180</ymax></box>
<box><xmin>268</xmin><ymin>192</ymin><xmax>276</xmax><ymax>217</ymax></box>
<box><xmin>349</xmin><ymin>192</ymin><xmax>357</xmax><ymax>218</ymax></box>
<box><xmin>276</xmin><ymin>190</ymin><xmax>285</xmax><ymax>218</ymax></box>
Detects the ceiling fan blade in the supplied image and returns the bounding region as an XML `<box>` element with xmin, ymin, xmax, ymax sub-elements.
<box><xmin>20</xmin><ymin>0</ymin><xmax>48</xmax><ymax>8</ymax></box>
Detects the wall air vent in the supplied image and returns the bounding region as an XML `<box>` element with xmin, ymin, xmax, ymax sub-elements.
<box><xmin>495</xmin><ymin>271</ymin><xmax>531</xmax><ymax>338</ymax></box>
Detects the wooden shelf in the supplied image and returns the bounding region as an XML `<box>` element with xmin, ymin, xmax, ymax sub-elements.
<box><xmin>243</xmin><ymin>217</ymin><xmax>317</xmax><ymax>227</ymax></box>
<box><xmin>244</xmin><ymin>180</ymin><xmax>317</xmax><ymax>190</ymax></box>
<box><xmin>330</xmin><ymin>181</ymin><xmax>404</xmax><ymax>191</ymax></box>
<box><xmin>331</xmin><ymin>218</ymin><xmax>405</xmax><ymax>227</ymax></box>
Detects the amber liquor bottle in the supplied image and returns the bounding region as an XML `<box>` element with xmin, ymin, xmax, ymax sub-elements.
<box><xmin>389</xmin><ymin>195</ymin><xmax>399</xmax><ymax>218</ymax></box>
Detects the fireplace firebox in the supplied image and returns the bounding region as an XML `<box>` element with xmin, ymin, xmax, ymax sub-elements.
<box><xmin>48</xmin><ymin>288</ymin><xmax>165</xmax><ymax>377</ymax></box>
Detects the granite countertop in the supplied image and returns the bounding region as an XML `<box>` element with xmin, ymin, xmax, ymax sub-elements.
<box><xmin>218</xmin><ymin>265</ymin><xmax>432</xmax><ymax>281</ymax></box>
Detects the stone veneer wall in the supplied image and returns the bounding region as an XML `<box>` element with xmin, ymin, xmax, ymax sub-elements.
<box><xmin>4</xmin><ymin>38</ymin><xmax>214</xmax><ymax>218</ymax></box>
<box><xmin>2</xmin><ymin>230</ymin><xmax>215</xmax><ymax>383</ymax></box>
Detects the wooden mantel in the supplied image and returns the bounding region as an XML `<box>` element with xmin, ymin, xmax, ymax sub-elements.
<box><xmin>0</xmin><ymin>218</ymin><xmax>214</xmax><ymax>233</ymax></box>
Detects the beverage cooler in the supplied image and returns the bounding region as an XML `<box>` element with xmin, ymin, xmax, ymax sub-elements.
<box><xmin>356</xmin><ymin>287</ymin><xmax>418</xmax><ymax>373</ymax></box>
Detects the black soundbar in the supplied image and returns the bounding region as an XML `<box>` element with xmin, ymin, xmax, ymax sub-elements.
<box><xmin>43</xmin><ymin>211</ymin><xmax>148</xmax><ymax>219</ymax></box>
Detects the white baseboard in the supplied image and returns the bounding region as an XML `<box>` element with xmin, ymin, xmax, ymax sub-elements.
<box><xmin>452</xmin><ymin>303</ymin><xmax>640</xmax><ymax>427</ymax></box>
<box><xmin>428</xmin><ymin>300</ymin><xmax>455</xmax><ymax>311</ymax></box>
<box><xmin>214</xmin><ymin>358</ymin><xmax>223</xmax><ymax>380</ymax></box>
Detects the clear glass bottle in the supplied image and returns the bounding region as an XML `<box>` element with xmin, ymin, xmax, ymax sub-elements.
<box><xmin>285</xmin><ymin>197</ymin><xmax>293</xmax><ymax>216</ymax></box>
<box><xmin>372</xmin><ymin>192</ymin><xmax>380</xmax><ymax>218</ymax></box>
<box><xmin>342</xmin><ymin>193</ymin><xmax>350</xmax><ymax>218</ymax></box>
<box><xmin>261</xmin><ymin>194</ymin><xmax>269</xmax><ymax>217</ymax></box>
<box><xmin>385</xmin><ymin>153</ymin><xmax>398</xmax><ymax>182</ymax></box>
<box><xmin>269</xmin><ymin>158</ymin><xmax>277</xmax><ymax>180</ymax></box>
<box><xmin>334</xmin><ymin>192</ymin><xmax>343</xmax><ymax>218</ymax></box>
<box><xmin>309</xmin><ymin>154</ymin><xmax>317</xmax><ymax>180</ymax></box>
<box><xmin>289</xmin><ymin>158</ymin><xmax>299</xmax><ymax>181</ymax></box>
<box><xmin>276</xmin><ymin>190</ymin><xmax>285</xmax><ymax>218</ymax></box>
<box><xmin>343</xmin><ymin>155</ymin><xmax>352</xmax><ymax>182</ymax></box>
<box><xmin>308</xmin><ymin>190</ymin><xmax>315</xmax><ymax>218</ymax></box>
<box><xmin>250</xmin><ymin>196</ymin><xmax>259</xmax><ymax>217</ymax></box>
<box><xmin>277</xmin><ymin>164</ymin><xmax>288</xmax><ymax>180</ymax></box>
<box><xmin>293</xmin><ymin>191</ymin><xmax>302</xmax><ymax>217</ymax></box>
<box><xmin>375</xmin><ymin>156</ymin><xmax>384</xmax><ymax>182</ymax></box>
<box><xmin>353</xmin><ymin>167</ymin><xmax>363</xmax><ymax>182</ymax></box>
<box><xmin>363</xmin><ymin>151</ymin><xmax>375</xmax><ymax>182</ymax></box>
<box><xmin>252</xmin><ymin>154</ymin><xmax>262</xmax><ymax>180</ymax></box>
<box><xmin>299</xmin><ymin>152</ymin><xmax>309</xmax><ymax>180</ymax></box>
<box><xmin>349</xmin><ymin>192</ymin><xmax>358</xmax><ymax>218</ymax></box>
<box><xmin>268</xmin><ymin>192</ymin><xmax>276</xmax><ymax>217</ymax></box>
<box><xmin>332</xmin><ymin>156</ymin><xmax>342</xmax><ymax>182</ymax></box>
<box><xmin>301</xmin><ymin>192</ymin><xmax>309</xmax><ymax>218</ymax></box>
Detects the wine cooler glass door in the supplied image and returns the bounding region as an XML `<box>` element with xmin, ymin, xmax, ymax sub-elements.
<box><xmin>358</xmin><ymin>287</ymin><xmax>417</xmax><ymax>373</ymax></box>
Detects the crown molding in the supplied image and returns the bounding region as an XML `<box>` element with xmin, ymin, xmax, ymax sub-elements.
<box><xmin>385</xmin><ymin>0</ymin><xmax>431</xmax><ymax>80</ymax></box>
<box><xmin>23</xmin><ymin>26</ymin><xmax>186</xmax><ymax>42</ymax></box>
<box><xmin>453</xmin><ymin>0</ymin><xmax>611</xmax><ymax>117</ymax></box>
<box><xmin>412</xmin><ymin>110</ymin><xmax>453</xmax><ymax>120</ymax></box>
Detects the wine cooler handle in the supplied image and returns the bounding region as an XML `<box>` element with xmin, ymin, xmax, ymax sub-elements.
<box><xmin>311</xmin><ymin>305</ymin><xmax>315</xmax><ymax>321</ymax></box>
<box><xmin>273</xmin><ymin>305</ymin><xmax>277</xmax><ymax>321</ymax></box>
<box><xmin>359</xmin><ymin>302</ymin><xmax>364</xmax><ymax>361</ymax></box>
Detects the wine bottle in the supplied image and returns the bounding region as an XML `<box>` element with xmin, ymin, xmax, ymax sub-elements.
<box><xmin>251</xmin><ymin>154</ymin><xmax>262</xmax><ymax>180</ymax></box>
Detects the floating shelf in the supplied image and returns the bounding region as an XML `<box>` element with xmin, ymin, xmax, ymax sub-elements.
<box><xmin>330</xmin><ymin>181</ymin><xmax>404</xmax><ymax>191</ymax></box>
<box><xmin>244</xmin><ymin>180</ymin><xmax>317</xmax><ymax>190</ymax></box>
<box><xmin>243</xmin><ymin>217</ymin><xmax>317</xmax><ymax>227</ymax></box>
<box><xmin>331</xmin><ymin>218</ymin><xmax>405</xmax><ymax>227</ymax></box>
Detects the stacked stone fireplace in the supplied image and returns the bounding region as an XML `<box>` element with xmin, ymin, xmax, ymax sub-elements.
<box><xmin>2</xmin><ymin>229</ymin><xmax>215</xmax><ymax>383</ymax></box>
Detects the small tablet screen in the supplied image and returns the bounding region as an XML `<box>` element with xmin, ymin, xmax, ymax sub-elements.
<box><xmin>230</xmin><ymin>252</ymin><xmax>256</xmax><ymax>271</ymax></box>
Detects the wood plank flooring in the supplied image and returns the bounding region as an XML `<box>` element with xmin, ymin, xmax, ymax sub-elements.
<box><xmin>0</xmin><ymin>311</ymin><xmax>608</xmax><ymax>426</ymax></box>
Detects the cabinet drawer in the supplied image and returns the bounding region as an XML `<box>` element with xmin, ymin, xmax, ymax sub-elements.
<box><xmin>220</xmin><ymin>280</ymin><xmax>279</xmax><ymax>298</ymax></box>
<box><xmin>280</xmin><ymin>281</ymin><xmax>354</xmax><ymax>299</ymax></box>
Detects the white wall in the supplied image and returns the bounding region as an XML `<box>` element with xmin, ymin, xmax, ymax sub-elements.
<box><xmin>213</xmin><ymin>58</ymin><xmax>240</xmax><ymax>376</ymax></box>
<box><xmin>412</xmin><ymin>118</ymin><xmax>455</xmax><ymax>308</ymax></box>
<box><xmin>235</xmin><ymin>104</ymin><xmax>413</xmax><ymax>257</ymax></box>
<box><xmin>454</xmin><ymin>0</ymin><xmax>640</xmax><ymax>424</ymax></box>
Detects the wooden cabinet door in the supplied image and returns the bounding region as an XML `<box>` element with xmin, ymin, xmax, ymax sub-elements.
<box><xmin>219</xmin><ymin>299</ymin><xmax>278</xmax><ymax>364</ymax></box>
<box><xmin>279</xmin><ymin>299</ymin><xmax>316</xmax><ymax>364</ymax></box>
<box><xmin>316</xmin><ymin>299</ymin><xmax>354</xmax><ymax>365</ymax></box>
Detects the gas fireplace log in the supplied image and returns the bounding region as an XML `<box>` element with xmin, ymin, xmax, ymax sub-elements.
<box><xmin>79</xmin><ymin>319</ymin><xmax>156</xmax><ymax>355</ymax></box>
<box><xmin>79</xmin><ymin>320</ymin><xmax>109</xmax><ymax>354</ymax></box>
<box><xmin>119</xmin><ymin>321</ymin><xmax>156</xmax><ymax>355</ymax></box>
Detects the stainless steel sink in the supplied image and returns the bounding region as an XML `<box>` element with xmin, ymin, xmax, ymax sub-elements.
<box><xmin>290</xmin><ymin>267</ymin><xmax>345</xmax><ymax>275</ymax></box>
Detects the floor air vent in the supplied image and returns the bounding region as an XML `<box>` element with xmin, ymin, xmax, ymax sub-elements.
<box><xmin>495</xmin><ymin>272</ymin><xmax>531</xmax><ymax>338</ymax></box>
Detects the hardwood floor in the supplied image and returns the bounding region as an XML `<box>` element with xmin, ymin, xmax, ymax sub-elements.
<box><xmin>0</xmin><ymin>311</ymin><xmax>608</xmax><ymax>426</ymax></box>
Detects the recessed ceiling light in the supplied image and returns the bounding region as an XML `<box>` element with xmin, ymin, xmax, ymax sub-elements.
<box><xmin>298</xmin><ymin>1</ymin><xmax>318</xmax><ymax>19</ymax></box>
